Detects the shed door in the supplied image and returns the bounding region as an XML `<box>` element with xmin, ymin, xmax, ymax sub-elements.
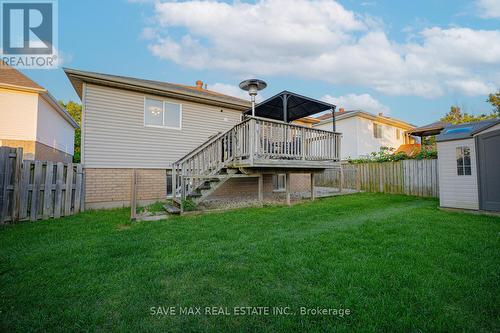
<box><xmin>476</xmin><ymin>129</ymin><xmax>500</xmax><ymax>212</ymax></box>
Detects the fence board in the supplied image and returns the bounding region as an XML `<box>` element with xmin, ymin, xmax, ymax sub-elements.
<box><xmin>43</xmin><ymin>161</ymin><xmax>54</xmax><ymax>219</ymax></box>
<box><xmin>315</xmin><ymin>159</ymin><xmax>438</xmax><ymax>198</ymax></box>
<box><xmin>64</xmin><ymin>163</ymin><xmax>74</xmax><ymax>216</ymax></box>
<box><xmin>12</xmin><ymin>148</ymin><xmax>22</xmax><ymax>221</ymax></box>
<box><xmin>0</xmin><ymin>147</ymin><xmax>84</xmax><ymax>223</ymax></box>
<box><xmin>54</xmin><ymin>163</ymin><xmax>64</xmax><ymax>219</ymax></box>
<box><xmin>30</xmin><ymin>161</ymin><xmax>43</xmax><ymax>221</ymax></box>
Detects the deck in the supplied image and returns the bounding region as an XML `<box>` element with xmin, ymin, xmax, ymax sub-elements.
<box><xmin>172</xmin><ymin>117</ymin><xmax>342</xmax><ymax>202</ymax></box>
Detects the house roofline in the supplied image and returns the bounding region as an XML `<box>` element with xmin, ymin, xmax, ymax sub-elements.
<box><xmin>315</xmin><ymin>110</ymin><xmax>415</xmax><ymax>130</ymax></box>
<box><xmin>64</xmin><ymin>68</ymin><xmax>251</xmax><ymax>111</ymax></box>
<box><xmin>0</xmin><ymin>82</ymin><xmax>79</xmax><ymax>129</ymax></box>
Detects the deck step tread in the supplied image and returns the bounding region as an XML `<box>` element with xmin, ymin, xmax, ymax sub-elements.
<box><xmin>163</xmin><ymin>204</ymin><xmax>181</xmax><ymax>214</ymax></box>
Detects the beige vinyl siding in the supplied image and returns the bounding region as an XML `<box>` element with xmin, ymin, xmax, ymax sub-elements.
<box><xmin>83</xmin><ymin>84</ymin><xmax>243</xmax><ymax>168</ymax></box>
<box><xmin>437</xmin><ymin>138</ymin><xmax>479</xmax><ymax>210</ymax></box>
<box><xmin>0</xmin><ymin>88</ymin><xmax>38</xmax><ymax>141</ymax></box>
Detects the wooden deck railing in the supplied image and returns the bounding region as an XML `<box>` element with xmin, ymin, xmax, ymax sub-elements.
<box><xmin>172</xmin><ymin>117</ymin><xmax>341</xmax><ymax>198</ymax></box>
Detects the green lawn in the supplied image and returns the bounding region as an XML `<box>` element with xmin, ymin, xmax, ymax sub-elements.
<box><xmin>1</xmin><ymin>193</ymin><xmax>499</xmax><ymax>332</ymax></box>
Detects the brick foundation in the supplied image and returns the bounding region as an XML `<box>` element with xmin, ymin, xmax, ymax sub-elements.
<box><xmin>0</xmin><ymin>139</ymin><xmax>72</xmax><ymax>162</ymax></box>
<box><xmin>84</xmin><ymin>168</ymin><xmax>167</xmax><ymax>209</ymax></box>
<box><xmin>206</xmin><ymin>173</ymin><xmax>311</xmax><ymax>201</ymax></box>
<box><xmin>84</xmin><ymin>168</ymin><xmax>313</xmax><ymax>209</ymax></box>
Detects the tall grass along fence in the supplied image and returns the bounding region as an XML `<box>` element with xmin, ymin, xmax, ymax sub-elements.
<box><xmin>316</xmin><ymin>159</ymin><xmax>439</xmax><ymax>197</ymax></box>
<box><xmin>0</xmin><ymin>147</ymin><xmax>84</xmax><ymax>224</ymax></box>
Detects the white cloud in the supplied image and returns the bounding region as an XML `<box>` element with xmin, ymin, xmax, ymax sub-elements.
<box><xmin>141</xmin><ymin>0</ymin><xmax>500</xmax><ymax>98</ymax></box>
<box><xmin>476</xmin><ymin>0</ymin><xmax>500</xmax><ymax>18</ymax></box>
<box><xmin>209</xmin><ymin>83</ymin><xmax>264</xmax><ymax>102</ymax></box>
<box><xmin>321</xmin><ymin>93</ymin><xmax>390</xmax><ymax>114</ymax></box>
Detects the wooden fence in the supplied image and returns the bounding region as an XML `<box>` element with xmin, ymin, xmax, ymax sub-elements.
<box><xmin>316</xmin><ymin>159</ymin><xmax>439</xmax><ymax>197</ymax></box>
<box><xmin>0</xmin><ymin>147</ymin><xmax>84</xmax><ymax>224</ymax></box>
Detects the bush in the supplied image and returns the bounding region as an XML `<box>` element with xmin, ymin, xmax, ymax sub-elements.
<box><xmin>182</xmin><ymin>198</ymin><xmax>197</xmax><ymax>211</ymax></box>
<box><xmin>348</xmin><ymin>146</ymin><xmax>437</xmax><ymax>164</ymax></box>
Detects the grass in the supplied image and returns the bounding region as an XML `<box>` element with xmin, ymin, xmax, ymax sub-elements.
<box><xmin>137</xmin><ymin>201</ymin><xmax>166</xmax><ymax>214</ymax></box>
<box><xmin>0</xmin><ymin>193</ymin><xmax>499</xmax><ymax>332</ymax></box>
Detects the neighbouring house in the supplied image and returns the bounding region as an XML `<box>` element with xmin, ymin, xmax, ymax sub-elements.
<box><xmin>293</xmin><ymin>116</ymin><xmax>320</xmax><ymax>128</ymax></box>
<box><xmin>0</xmin><ymin>63</ymin><xmax>79</xmax><ymax>162</ymax></box>
<box><xmin>436</xmin><ymin>119</ymin><xmax>500</xmax><ymax>212</ymax></box>
<box><xmin>314</xmin><ymin>108</ymin><xmax>415</xmax><ymax>160</ymax></box>
<box><xmin>64</xmin><ymin>69</ymin><xmax>341</xmax><ymax>209</ymax></box>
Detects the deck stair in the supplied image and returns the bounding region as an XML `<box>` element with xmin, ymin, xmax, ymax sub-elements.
<box><xmin>169</xmin><ymin>117</ymin><xmax>341</xmax><ymax>212</ymax></box>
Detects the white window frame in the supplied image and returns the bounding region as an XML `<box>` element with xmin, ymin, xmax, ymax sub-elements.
<box><xmin>456</xmin><ymin>146</ymin><xmax>471</xmax><ymax>176</ymax></box>
<box><xmin>144</xmin><ymin>97</ymin><xmax>182</xmax><ymax>130</ymax></box>
<box><xmin>272</xmin><ymin>174</ymin><xmax>286</xmax><ymax>192</ymax></box>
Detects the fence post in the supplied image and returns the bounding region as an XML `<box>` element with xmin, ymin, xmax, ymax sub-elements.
<box><xmin>356</xmin><ymin>165</ymin><xmax>361</xmax><ymax>192</ymax></box>
<box><xmin>286</xmin><ymin>173</ymin><xmax>291</xmax><ymax>206</ymax></box>
<box><xmin>43</xmin><ymin>161</ymin><xmax>54</xmax><ymax>219</ymax></box>
<box><xmin>130</xmin><ymin>169</ymin><xmax>137</xmax><ymax>221</ymax></box>
<box><xmin>339</xmin><ymin>166</ymin><xmax>344</xmax><ymax>193</ymax></box>
<box><xmin>74</xmin><ymin>164</ymin><xmax>83</xmax><ymax>213</ymax></box>
<box><xmin>0</xmin><ymin>147</ymin><xmax>8</xmax><ymax>223</ymax></box>
<box><xmin>12</xmin><ymin>148</ymin><xmax>23</xmax><ymax>222</ymax></box>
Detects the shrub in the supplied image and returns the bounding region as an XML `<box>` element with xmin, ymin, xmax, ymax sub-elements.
<box><xmin>348</xmin><ymin>146</ymin><xmax>437</xmax><ymax>164</ymax></box>
<box><xmin>182</xmin><ymin>198</ymin><xmax>197</xmax><ymax>211</ymax></box>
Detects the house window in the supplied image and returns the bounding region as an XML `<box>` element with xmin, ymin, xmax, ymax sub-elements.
<box><xmin>456</xmin><ymin>147</ymin><xmax>471</xmax><ymax>176</ymax></box>
<box><xmin>144</xmin><ymin>98</ymin><xmax>182</xmax><ymax>129</ymax></box>
<box><xmin>272</xmin><ymin>174</ymin><xmax>286</xmax><ymax>191</ymax></box>
<box><xmin>373</xmin><ymin>123</ymin><xmax>383</xmax><ymax>138</ymax></box>
<box><xmin>396</xmin><ymin>129</ymin><xmax>400</xmax><ymax>140</ymax></box>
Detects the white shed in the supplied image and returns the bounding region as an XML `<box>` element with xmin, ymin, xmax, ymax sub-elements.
<box><xmin>436</xmin><ymin>119</ymin><xmax>500</xmax><ymax>212</ymax></box>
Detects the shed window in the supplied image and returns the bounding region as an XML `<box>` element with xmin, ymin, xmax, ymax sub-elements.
<box><xmin>144</xmin><ymin>98</ymin><xmax>182</xmax><ymax>129</ymax></box>
<box><xmin>373</xmin><ymin>123</ymin><xmax>383</xmax><ymax>138</ymax></box>
<box><xmin>272</xmin><ymin>174</ymin><xmax>286</xmax><ymax>191</ymax></box>
<box><xmin>456</xmin><ymin>146</ymin><xmax>471</xmax><ymax>176</ymax></box>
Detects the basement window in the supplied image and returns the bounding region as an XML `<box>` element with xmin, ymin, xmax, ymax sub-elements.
<box><xmin>144</xmin><ymin>98</ymin><xmax>182</xmax><ymax>129</ymax></box>
<box><xmin>456</xmin><ymin>146</ymin><xmax>471</xmax><ymax>176</ymax></box>
<box><xmin>272</xmin><ymin>174</ymin><xmax>286</xmax><ymax>192</ymax></box>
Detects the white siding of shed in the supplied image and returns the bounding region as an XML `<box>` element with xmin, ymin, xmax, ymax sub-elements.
<box><xmin>437</xmin><ymin>138</ymin><xmax>479</xmax><ymax>210</ymax></box>
<box><xmin>83</xmin><ymin>84</ymin><xmax>243</xmax><ymax>168</ymax></box>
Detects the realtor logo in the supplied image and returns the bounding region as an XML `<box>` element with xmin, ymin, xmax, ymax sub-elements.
<box><xmin>1</xmin><ymin>0</ymin><xmax>58</xmax><ymax>68</ymax></box>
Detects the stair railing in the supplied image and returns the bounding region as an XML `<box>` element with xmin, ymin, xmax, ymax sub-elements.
<box><xmin>172</xmin><ymin>117</ymin><xmax>341</xmax><ymax>200</ymax></box>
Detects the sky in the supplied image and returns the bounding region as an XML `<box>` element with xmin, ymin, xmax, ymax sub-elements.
<box><xmin>21</xmin><ymin>0</ymin><xmax>500</xmax><ymax>126</ymax></box>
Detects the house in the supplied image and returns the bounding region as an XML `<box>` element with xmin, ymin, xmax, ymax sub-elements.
<box><xmin>0</xmin><ymin>63</ymin><xmax>79</xmax><ymax>162</ymax></box>
<box><xmin>293</xmin><ymin>116</ymin><xmax>320</xmax><ymax>128</ymax></box>
<box><xmin>314</xmin><ymin>108</ymin><xmax>415</xmax><ymax>160</ymax></box>
<box><xmin>436</xmin><ymin>119</ymin><xmax>500</xmax><ymax>212</ymax></box>
<box><xmin>64</xmin><ymin>69</ymin><xmax>341</xmax><ymax>209</ymax></box>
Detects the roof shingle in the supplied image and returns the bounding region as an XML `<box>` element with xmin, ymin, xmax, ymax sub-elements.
<box><xmin>0</xmin><ymin>61</ymin><xmax>44</xmax><ymax>90</ymax></box>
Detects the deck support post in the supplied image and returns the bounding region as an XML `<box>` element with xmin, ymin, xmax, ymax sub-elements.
<box><xmin>172</xmin><ymin>166</ymin><xmax>177</xmax><ymax>200</ymax></box>
<box><xmin>258</xmin><ymin>173</ymin><xmax>263</xmax><ymax>202</ymax></box>
<box><xmin>339</xmin><ymin>165</ymin><xmax>344</xmax><ymax>193</ymax></box>
<box><xmin>285</xmin><ymin>172</ymin><xmax>291</xmax><ymax>206</ymax></box>
<box><xmin>310</xmin><ymin>172</ymin><xmax>315</xmax><ymax>200</ymax></box>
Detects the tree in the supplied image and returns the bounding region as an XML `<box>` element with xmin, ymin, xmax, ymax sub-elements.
<box><xmin>59</xmin><ymin>101</ymin><xmax>82</xmax><ymax>163</ymax></box>
<box><xmin>440</xmin><ymin>105</ymin><xmax>497</xmax><ymax>125</ymax></box>
<box><xmin>487</xmin><ymin>91</ymin><xmax>500</xmax><ymax>116</ymax></box>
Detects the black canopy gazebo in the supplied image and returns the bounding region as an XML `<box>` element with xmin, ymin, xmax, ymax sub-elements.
<box><xmin>243</xmin><ymin>91</ymin><xmax>337</xmax><ymax>132</ymax></box>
